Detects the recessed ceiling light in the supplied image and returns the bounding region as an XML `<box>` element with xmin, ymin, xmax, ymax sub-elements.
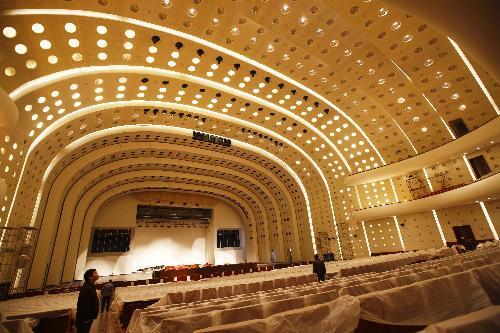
<box><xmin>424</xmin><ymin>58</ymin><xmax>434</xmax><ymax>66</ymax></box>
<box><xmin>123</xmin><ymin>42</ymin><xmax>133</xmax><ymax>50</ymax></box>
<box><xmin>125</xmin><ymin>29</ymin><xmax>136</xmax><ymax>38</ymax></box>
<box><xmin>25</xmin><ymin>59</ymin><xmax>37</xmax><ymax>69</ymax></box>
<box><xmin>402</xmin><ymin>34</ymin><xmax>413</xmax><ymax>42</ymax></box>
<box><xmin>14</xmin><ymin>44</ymin><xmax>27</xmax><ymax>54</ymax></box>
<box><xmin>47</xmin><ymin>55</ymin><xmax>58</xmax><ymax>64</ymax></box>
<box><xmin>72</xmin><ymin>53</ymin><xmax>83</xmax><ymax>61</ymax></box>
<box><xmin>378</xmin><ymin>8</ymin><xmax>388</xmax><ymax>17</ymax></box>
<box><xmin>32</xmin><ymin>23</ymin><xmax>44</xmax><ymax>34</ymax></box>
<box><xmin>97</xmin><ymin>39</ymin><xmax>107</xmax><ymax>48</ymax></box>
<box><xmin>281</xmin><ymin>4</ymin><xmax>290</xmax><ymax>14</ymax></box>
<box><xmin>2</xmin><ymin>27</ymin><xmax>16</xmax><ymax>38</ymax></box>
<box><xmin>68</xmin><ymin>39</ymin><xmax>79</xmax><ymax>48</ymax></box>
<box><xmin>391</xmin><ymin>21</ymin><xmax>401</xmax><ymax>30</ymax></box>
<box><xmin>161</xmin><ymin>0</ymin><xmax>172</xmax><ymax>8</ymax></box>
<box><xmin>64</xmin><ymin>23</ymin><xmax>77</xmax><ymax>33</ymax></box>
<box><xmin>40</xmin><ymin>40</ymin><xmax>52</xmax><ymax>49</ymax></box>
<box><xmin>96</xmin><ymin>25</ymin><xmax>107</xmax><ymax>34</ymax></box>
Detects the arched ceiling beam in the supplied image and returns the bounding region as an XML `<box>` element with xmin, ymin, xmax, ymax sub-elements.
<box><xmin>3</xmin><ymin>8</ymin><xmax>385</xmax><ymax>164</ymax></box>
<box><xmin>12</xmin><ymin>124</ymin><xmax>318</xmax><ymax>254</ymax></box>
<box><xmin>9</xmin><ymin>65</ymin><xmax>350</xmax><ymax>170</ymax></box>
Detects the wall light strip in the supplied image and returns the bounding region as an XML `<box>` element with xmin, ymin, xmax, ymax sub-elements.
<box><xmin>390</xmin><ymin>59</ymin><xmax>413</xmax><ymax>83</ymax></box>
<box><xmin>479</xmin><ymin>202</ymin><xmax>499</xmax><ymax>240</ymax></box>
<box><xmin>431</xmin><ymin>209</ymin><xmax>447</xmax><ymax>246</ymax></box>
<box><xmin>422</xmin><ymin>168</ymin><xmax>434</xmax><ymax>192</ymax></box>
<box><xmin>393</xmin><ymin>216</ymin><xmax>406</xmax><ymax>251</ymax></box>
<box><xmin>422</xmin><ymin>93</ymin><xmax>456</xmax><ymax>140</ymax></box>
<box><xmin>354</xmin><ymin>186</ymin><xmax>363</xmax><ymax>209</ymax></box>
<box><xmin>448</xmin><ymin>37</ymin><xmax>500</xmax><ymax>115</ymax></box>
<box><xmin>392</xmin><ymin>118</ymin><xmax>418</xmax><ymax>154</ymax></box>
<box><xmin>361</xmin><ymin>221</ymin><xmax>372</xmax><ymax>257</ymax></box>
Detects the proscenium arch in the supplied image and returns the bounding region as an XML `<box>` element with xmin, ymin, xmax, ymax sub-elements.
<box><xmin>24</xmin><ymin>128</ymin><xmax>316</xmax><ymax>286</ymax></box>
<box><xmin>22</xmin><ymin>124</ymin><xmax>319</xmax><ymax>255</ymax></box>
<box><xmin>37</xmin><ymin>140</ymin><xmax>303</xmax><ymax>271</ymax></box>
<box><xmin>42</xmin><ymin>155</ymin><xmax>290</xmax><ymax>260</ymax></box>
<box><xmin>41</xmin><ymin>169</ymin><xmax>271</xmax><ymax>287</ymax></box>
<box><xmin>72</xmin><ymin>181</ymin><xmax>258</xmax><ymax>281</ymax></box>
<box><xmin>72</xmin><ymin>184</ymin><xmax>260</xmax><ymax>284</ymax></box>
<box><xmin>35</xmin><ymin>140</ymin><xmax>301</xmax><ymax>248</ymax></box>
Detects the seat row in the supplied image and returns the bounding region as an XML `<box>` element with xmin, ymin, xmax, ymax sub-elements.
<box><xmin>126</xmin><ymin>245</ymin><xmax>500</xmax><ymax>333</ymax></box>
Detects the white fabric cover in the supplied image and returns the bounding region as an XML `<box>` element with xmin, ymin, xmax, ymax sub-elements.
<box><xmin>152</xmin><ymin>290</ymin><xmax>340</xmax><ymax>333</ymax></box>
<box><xmin>0</xmin><ymin>319</ymin><xmax>34</xmax><ymax>333</ymax></box>
<box><xmin>194</xmin><ymin>296</ymin><xmax>360</xmax><ymax>333</ymax></box>
<box><xmin>339</xmin><ymin>264</ymin><xmax>464</xmax><ymax>297</ymax></box>
<box><xmin>358</xmin><ymin>270</ymin><xmax>492</xmax><ymax>326</ymax></box>
<box><xmin>420</xmin><ymin>306</ymin><xmax>500</xmax><ymax>333</ymax></box>
<box><xmin>469</xmin><ymin>263</ymin><xmax>500</xmax><ymax>305</ymax></box>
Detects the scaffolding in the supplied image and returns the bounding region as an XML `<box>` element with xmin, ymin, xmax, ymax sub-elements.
<box><xmin>406</xmin><ymin>173</ymin><xmax>447</xmax><ymax>200</ymax></box>
<box><xmin>0</xmin><ymin>226</ymin><xmax>38</xmax><ymax>297</ymax></box>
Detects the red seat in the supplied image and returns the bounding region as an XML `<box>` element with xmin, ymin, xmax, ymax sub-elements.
<box><xmin>190</xmin><ymin>274</ymin><xmax>201</xmax><ymax>281</ymax></box>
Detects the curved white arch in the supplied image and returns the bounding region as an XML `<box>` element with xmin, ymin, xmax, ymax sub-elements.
<box><xmin>6</xmin><ymin>96</ymin><xmax>351</xmax><ymax>255</ymax></box>
<box><xmin>9</xmin><ymin>65</ymin><xmax>350</xmax><ymax>171</ymax></box>
<box><xmin>72</xmin><ymin>184</ymin><xmax>259</xmax><ymax>283</ymax></box>
<box><xmin>27</xmin><ymin>124</ymin><xmax>318</xmax><ymax>254</ymax></box>
<box><xmin>45</xmin><ymin>169</ymin><xmax>272</xmax><ymax>285</ymax></box>
<box><xmin>3</xmin><ymin>8</ymin><xmax>385</xmax><ymax>165</ymax></box>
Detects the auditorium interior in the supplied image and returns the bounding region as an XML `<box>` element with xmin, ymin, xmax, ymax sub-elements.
<box><xmin>0</xmin><ymin>0</ymin><xmax>499</xmax><ymax>332</ymax></box>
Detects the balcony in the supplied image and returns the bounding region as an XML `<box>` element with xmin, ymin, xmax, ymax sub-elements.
<box><xmin>345</xmin><ymin>116</ymin><xmax>500</xmax><ymax>186</ymax></box>
<box><xmin>351</xmin><ymin>171</ymin><xmax>500</xmax><ymax>223</ymax></box>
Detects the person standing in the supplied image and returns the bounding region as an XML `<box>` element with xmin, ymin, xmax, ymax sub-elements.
<box><xmin>76</xmin><ymin>269</ymin><xmax>99</xmax><ymax>333</ymax></box>
<box><xmin>312</xmin><ymin>254</ymin><xmax>326</xmax><ymax>281</ymax></box>
<box><xmin>101</xmin><ymin>280</ymin><xmax>114</xmax><ymax>312</ymax></box>
<box><xmin>271</xmin><ymin>249</ymin><xmax>276</xmax><ymax>263</ymax></box>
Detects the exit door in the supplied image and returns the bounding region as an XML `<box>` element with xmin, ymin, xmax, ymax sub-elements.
<box><xmin>452</xmin><ymin>225</ymin><xmax>476</xmax><ymax>246</ymax></box>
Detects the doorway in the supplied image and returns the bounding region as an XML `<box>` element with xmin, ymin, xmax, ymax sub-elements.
<box><xmin>452</xmin><ymin>225</ymin><xmax>476</xmax><ymax>247</ymax></box>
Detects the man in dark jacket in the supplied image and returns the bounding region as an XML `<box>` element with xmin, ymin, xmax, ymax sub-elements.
<box><xmin>76</xmin><ymin>269</ymin><xmax>100</xmax><ymax>333</ymax></box>
<box><xmin>312</xmin><ymin>254</ymin><xmax>327</xmax><ymax>281</ymax></box>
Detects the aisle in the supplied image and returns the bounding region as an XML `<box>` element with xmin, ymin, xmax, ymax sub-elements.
<box><xmin>89</xmin><ymin>312</ymin><xmax>123</xmax><ymax>333</ymax></box>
